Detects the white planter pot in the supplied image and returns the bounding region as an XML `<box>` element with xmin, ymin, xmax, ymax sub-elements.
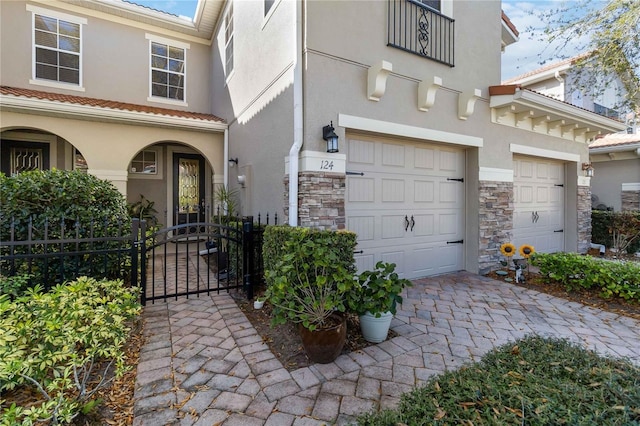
<box><xmin>253</xmin><ymin>300</ymin><xmax>264</xmax><ymax>309</ymax></box>
<box><xmin>359</xmin><ymin>311</ymin><xmax>393</xmax><ymax>343</ymax></box>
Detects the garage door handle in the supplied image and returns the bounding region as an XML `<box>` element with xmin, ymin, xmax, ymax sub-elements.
<box><xmin>410</xmin><ymin>215</ymin><xmax>415</xmax><ymax>231</ymax></box>
<box><xmin>405</xmin><ymin>215</ymin><xmax>410</xmax><ymax>231</ymax></box>
<box><xmin>532</xmin><ymin>211</ymin><xmax>539</xmax><ymax>223</ymax></box>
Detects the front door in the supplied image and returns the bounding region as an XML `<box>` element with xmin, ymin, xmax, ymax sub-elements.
<box><xmin>0</xmin><ymin>140</ymin><xmax>50</xmax><ymax>176</ymax></box>
<box><xmin>173</xmin><ymin>153</ymin><xmax>205</xmax><ymax>229</ymax></box>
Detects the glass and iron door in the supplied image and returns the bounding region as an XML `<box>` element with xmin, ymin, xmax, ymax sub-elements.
<box><xmin>173</xmin><ymin>153</ymin><xmax>205</xmax><ymax>231</ymax></box>
<box><xmin>0</xmin><ymin>140</ymin><xmax>50</xmax><ymax>176</ymax></box>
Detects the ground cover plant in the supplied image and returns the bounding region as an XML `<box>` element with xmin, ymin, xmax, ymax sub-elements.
<box><xmin>357</xmin><ymin>335</ymin><xmax>640</xmax><ymax>425</ymax></box>
<box><xmin>0</xmin><ymin>277</ymin><xmax>140</xmax><ymax>425</ymax></box>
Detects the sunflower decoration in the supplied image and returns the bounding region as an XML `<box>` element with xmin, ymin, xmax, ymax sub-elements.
<box><xmin>500</xmin><ymin>243</ymin><xmax>516</xmax><ymax>257</ymax></box>
<box><xmin>519</xmin><ymin>244</ymin><xmax>535</xmax><ymax>259</ymax></box>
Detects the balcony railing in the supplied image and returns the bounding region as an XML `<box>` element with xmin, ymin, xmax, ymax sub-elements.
<box><xmin>388</xmin><ymin>0</ymin><xmax>455</xmax><ymax>67</ymax></box>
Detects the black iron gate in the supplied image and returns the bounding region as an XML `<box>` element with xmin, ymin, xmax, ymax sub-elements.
<box><xmin>133</xmin><ymin>217</ymin><xmax>260</xmax><ymax>305</ymax></box>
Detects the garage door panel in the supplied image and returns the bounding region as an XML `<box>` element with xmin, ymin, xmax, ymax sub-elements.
<box><xmin>381</xmin><ymin>215</ymin><xmax>405</xmax><ymax>239</ymax></box>
<box><xmin>439</xmin><ymin>181</ymin><xmax>460</xmax><ymax>204</ymax></box>
<box><xmin>347</xmin><ymin>178</ymin><xmax>375</xmax><ymax>202</ymax></box>
<box><xmin>382</xmin><ymin>143</ymin><xmax>405</xmax><ymax>167</ymax></box>
<box><xmin>414</xmin><ymin>180</ymin><xmax>435</xmax><ymax>202</ymax></box>
<box><xmin>347</xmin><ymin>216</ymin><xmax>375</xmax><ymax>241</ymax></box>
<box><xmin>439</xmin><ymin>150</ymin><xmax>459</xmax><ymax>172</ymax></box>
<box><xmin>414</xmin><ymin>147</ymin><xmax>435</xmax><ymax>170</ymax></box>
<box><xmin>382</xmin><ymin>179</ymin><xmax>405</xmax><ymax>202</ymax></box>
<box><xmin>412</xmin><ymin>214</ymin><xmax>434</xmax><ymax>236</ymax></box>
<box><xmin>348</xmin><ymin>139</ymin><xmax>375</xmax><ymax>164</ymax></box>
<box><xmin>354</xmin><ymin>254</ymin><xmax>375</xmax><ymax>275</ymax></box>
<box><xmin>438</xmin><ymin>213</ymin><xmax>460</xmax><ymax>236</ymax></box>
<box><xmin>536</xmin><ymin>186</ymin><xmax>549</xmax><ymax>203</ymax></box>
<box><xmin>519</xmin><ymin>185</ymin><xmax>534</xmax><ymax>203</ymax></box>
<box><xmin>380</xmin><ymin>251</ymin><xmax>405</xmax><ymax>270</ymax></box>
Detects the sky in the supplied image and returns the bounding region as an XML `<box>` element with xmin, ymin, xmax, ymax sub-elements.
<box><xmin>130</xmin><ymin>0</ymin><xmax>596</xmax><ymax>82</ymax></box>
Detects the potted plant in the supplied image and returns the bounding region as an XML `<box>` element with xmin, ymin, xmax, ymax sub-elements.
<box><xmin>264</xmin><ymin>228</ymin><xmax>357</xmax><ymax>363</ymax></box>
<box><xmin>348</xmin><ymin>261</ymin><xmax>412</xmax><ymax>343</ymax></box>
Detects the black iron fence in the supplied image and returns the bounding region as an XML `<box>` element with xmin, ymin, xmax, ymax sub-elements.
<box><xmin>388</xmin><ymin>0</ymin><xmax>455</xmax><ymax>67</ymax></box>
<box><xmin>1</xmin><ymin>213</ymin><xmax>277</xmax><ymax>304</ymax></box>
<box><xmin>0</xmin><ymin>216</ymin><xmax>133</xmax><ymax>291</ymax></box>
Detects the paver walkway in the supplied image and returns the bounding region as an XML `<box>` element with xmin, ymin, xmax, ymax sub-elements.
<box><xmin>133</xmin><ymin>272</ymin><xmax>640</xmax><ymax>425</ymax></box>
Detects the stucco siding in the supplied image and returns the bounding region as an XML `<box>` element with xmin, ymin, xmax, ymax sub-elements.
<box><xmin>0</xmin><ymin>1</ymin><xmax>211</xmax><ymax>113</ymax></box>
<box><xmin>591</xmin><ymin>158</ymin><xmax>640</xmax><ymax>211</ymax></box>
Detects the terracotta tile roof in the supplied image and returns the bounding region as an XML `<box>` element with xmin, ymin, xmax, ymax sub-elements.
<box><xmin>0</xmin><ymin>86</ymin><xmax>225</xmax><ymax>123</ymax></box>
<box><xmin>590</xmin><ymin>132</ymin><xmax>640</xmax><ymax>149</ymax></box>
<box><xmin>501</xmin><ymin>11</ymin><xmax>519</xmax><ymax>37</ymax></box>
<box><xmin>489</xmin><ymin>84</ymin><xmax>624</xmax><ymax>122</ymax></box>
<box><xmin>503</xmin><ymin>52</ymin><xmax>591</xmax><ymax>84</ymax></box>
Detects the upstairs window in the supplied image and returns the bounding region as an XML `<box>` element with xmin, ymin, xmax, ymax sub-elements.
<box><xmin>265</xmin><ymin>0</ymin><xmax>275</xmax><ymax>16</ymax></box>
<box><xmin>27</xmin><ymin>5</ymin><xmax>86</xmax><ymax>88</ymax></box>
<box><xmin>419</xmin><ymin>0</ymin><xmax>440</xmax><ymax>11</ymax></box>
<box><xmin>224</xmin><ymin>2</ymin><xmax>234</xmax><ymax>76</ymax></box>
<box><xmin>146</xmin><ymin>35</ymin><xmax>189</xmax><ymax>104</ymax></box>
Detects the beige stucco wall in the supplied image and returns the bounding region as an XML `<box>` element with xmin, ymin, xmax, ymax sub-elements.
<box><xmin>1</xmin><ymin>111</ymin><xmax>224</xmax><ymax>221</ymax></box>
<box><xmin>211</xmin><ymin>0</ymin><xmax>296</xmax><ymax>218</ymax></box>
<box><xmin>591</xmin><ymin>157</ymin><xmax>640</xmax><ymax>211</ymax></box>
<box><xmin>0</xmin><ymin>0</ymin><xmax>212</xmax><ymax>113</ymax></box>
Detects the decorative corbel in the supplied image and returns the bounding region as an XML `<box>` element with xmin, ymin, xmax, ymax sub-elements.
<box><xmin>367</xmin><ymin>60</ymin><xmax>392</xmax><ymax>102</ymax></box>
<box><xmin>515</xmin><ymin>110</ymin><xmax>534</xmax><ymax>127</ymax></box>
<box><xmin>458</xmin><ymin>88</ymin><xmax>482</xmax><ymax>120</ymax></box>
<box><xmin>495</xmin><ymin>105</ymin><xmax>516</xmax><ymax>119</ymax></box>
<box><xmin>586</xmin><ymin>131</ymin><xmax>600</xmax><ymax>141</ymax></box>
<box><xmin>561</xmin><ymin>123</ymin><xmax>579</xmax><ymax>136</ymax></box>
<box><xmin>547</xmin><ymin>119</ymin><xmax>566</xmax><ymax>132</ymax></box>
<box><xmin>574</xmin><ymin>127</ymin><xmax>590</xmax><ymax>137</ymax></box>
<box><xmin>531</xmin><ymin>115</ymin><xmax>550</xmax><ymax>129</ymax></box>
<box><xmin>418</xmin><ymin>76</ymin><xmax>442</xmax><ymax>111</ymax></box>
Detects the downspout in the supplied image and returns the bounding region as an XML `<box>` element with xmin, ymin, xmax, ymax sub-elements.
<box><xmin>223</xmin><ymin>128</ymin><xmax>229</xmax><ymax>188</ymax></box>
<box><xmin>288</xmin><ymin>0</ymin><xmax>304</xmax><ymax>226</ymax></box>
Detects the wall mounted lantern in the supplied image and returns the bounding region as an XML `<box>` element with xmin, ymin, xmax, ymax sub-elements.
<box><xmin>322</xmin><ymin>121</ymin><xmax>339</xmax><ymax>153</ymax></box>
<box><xmin>228</xmin><ymin>158</ymin><xmax>238</xmax><ymax>167</ymax></box>
<box><xmin>582</xmin><ymin>162</ymin><xmax>594</xmax><ymax>177</ymax></box>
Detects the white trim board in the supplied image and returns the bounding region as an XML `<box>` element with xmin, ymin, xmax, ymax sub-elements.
<box><xmin>338</xmin><ymin>114</ymin><xmax>483</xmax><ymax>148</ymax></box>
<box><xmin>622</xmin><ymin>183</ymin><xmax>640</xmax><ymax>191</ymax></box>
<box><xmin>510</xmin><ymin>144</ymin><xmax>580</xmax><ymax>163</ymax></box>
<box><xmin>479</xmin><ymin>167</ymin><xmax>513</xmax><ymax>182</ymax></box>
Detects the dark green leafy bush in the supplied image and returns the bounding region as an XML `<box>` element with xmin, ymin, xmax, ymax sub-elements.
<box><xmin>0</xmin><ymin>170</ymin><xmax>131</xmax><ymax>287</ymax></box>
<box><xmin>0</xmin><ymin>277</ymin><xmax>140</xmax><ymax>424</ymax></box>
<box><xmin>263</xmin><ymin>226</ymin><xmax>357</xmax><ymax>330</ymax></box>
<box><xmin>533</xmin><ymin>252</ymin><xmax>640</xmax><ymax>301</ymax></box>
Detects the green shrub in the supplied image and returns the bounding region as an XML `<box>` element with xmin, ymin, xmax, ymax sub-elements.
<box><xmin>0</xmin><ymin>274</ymin><xmax>32</xmax><ymax>299</ymax></box>
<box><xmin>0</xmin><ymin>170</ymin><xmax>131</xmax><ymax>286</ymax></box>
<box><xmin>263</xmin><ymin>226</ymin><xmax>357</xmax><ymax>330</ymax></box>
<box><xmin>592</xmin><ymin>210</ymin><xmax>640</xmax><ymax>254</ymax></box>
<box><xmin>0</xmin><ymin>277</ymin><xmax>140</xmax><ymax>424</ymax></box>
<box><xmin>263</xmin><ymin>225</ymin><xmax>357</xmax><ymax>288</ymax></box>
<box><xmin>358</xmin><ymin>335</ymin><xmax>640</xmax><ymax>425</ymax></box>
<box><xmin>533</xmin><ymin>252</ymin><xmax>640</xmax><ymax>301</ymax></box>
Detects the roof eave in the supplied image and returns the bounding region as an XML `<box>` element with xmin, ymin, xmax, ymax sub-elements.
<box><xmin>0</xmin><ymin>94</ymin><xmax>227</xmax><ymax>132</ymax></box>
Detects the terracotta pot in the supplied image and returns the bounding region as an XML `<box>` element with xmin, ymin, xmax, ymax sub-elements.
<box><xmin>298</xmin><ymin>313</ymin><xmax>346</xmax><ymax>364</ymax></box>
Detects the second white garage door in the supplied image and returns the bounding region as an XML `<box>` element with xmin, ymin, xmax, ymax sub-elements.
<box><xmin>513</xmin><ymin>156</ymin><xmax>565</xmax><ymax>254</ymax></box>
<box><xmin>345</xmin><ymin>136</ymin><xmax>465</xmax><ymax>279</ymax></box>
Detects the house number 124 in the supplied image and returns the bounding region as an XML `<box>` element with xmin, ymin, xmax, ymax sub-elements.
<box><xmin>320</xmin><ymin>160</ymin><xmax>334</xmax><ymax>171</ymax></box>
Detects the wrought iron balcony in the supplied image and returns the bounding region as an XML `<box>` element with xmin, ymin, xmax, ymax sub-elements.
<box><xmin>387</xmin><ymin>0</ymin><xmax>455</xmax><ymax>67</ymax></box>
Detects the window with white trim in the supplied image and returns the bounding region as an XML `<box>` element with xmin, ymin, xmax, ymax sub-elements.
<box><xmin>130</xmin><ymin>150</ymin><xmax>158</xmax><ymax>175</ymax></box>
<box><xmin>32</xmin><ymin>12</ymin><xmax>82</xmax><ymax>85</ymax></box>
<box><xmin>224</xmin><ymin>1</ymin><xmax>234</xmax><ymax>76</ymax></box>
<box><xmin>150</xmin><ymin>41</ymin><xmax>186</xmax><ymax>101</ymax></box>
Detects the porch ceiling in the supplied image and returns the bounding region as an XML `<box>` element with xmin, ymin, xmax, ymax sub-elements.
<box><xmin>489</xmin><ymin>85</ymin><xmax>627</xmax><ymax>144</ymax></box>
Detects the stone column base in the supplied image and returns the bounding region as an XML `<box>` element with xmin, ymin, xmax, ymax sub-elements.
<box><xmin>284</xmin><ymin>172</ymin><xmax>346</xmax><ymax>230</ymax></box>
<box><xmin>478</xmin><ymin>181</ymin><xmax>513</xmax><ymax>274</ymax></box>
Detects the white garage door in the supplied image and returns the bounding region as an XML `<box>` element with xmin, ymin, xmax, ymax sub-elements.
<box><xmin>345</xmin><ymin>136</ymin><xmax>465</xmax><ymax>279</ymax></box>
<box><xmin>513</xmin><ymin>156</ymin><xmax>565</xmax><ymax>254</ymax></box>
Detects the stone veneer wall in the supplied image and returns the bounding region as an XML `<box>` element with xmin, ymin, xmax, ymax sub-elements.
<box><xmin>621</xmin><ymin>190</ymin><xmax>640</xmax><ymax>211</ymax></box>
<box><xmin>478</xmin><ymin>181</ymin><xmax>513</xmax><ymax>274</ymax></box>
<box><xmin>283</xmin><ymin>172</ymin><xmax>346</xmax><ymax>230</ymax></box>
<box><xmin>577</xmin><ymin>186</ymin><xmax>592</xmax><ymax>253</ymax></box>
